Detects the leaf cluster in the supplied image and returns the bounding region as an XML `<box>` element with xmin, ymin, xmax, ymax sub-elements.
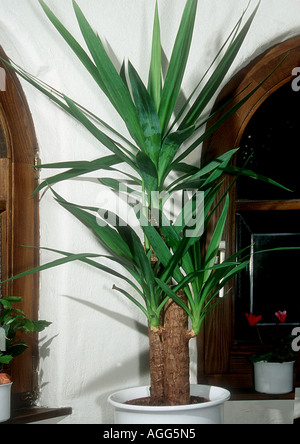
<box><xmin>0</xmin><ymin>297</ymin><xmax>51</xmax><ymax>366</ymax></box>
<box><xmin>250</xmin><ymin>336</ymin><xmax>298</xmax><ymax>364</ymax></box>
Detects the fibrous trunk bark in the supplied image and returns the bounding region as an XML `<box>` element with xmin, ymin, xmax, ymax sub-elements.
<box><xmin>148</xmin><ymin>326</ymin><xmax>164</xmax><ymax>405</ymax></box>
<box><xmin>149</xmin><ymin>291</ymin><xmax>191</xmax><ymax>406</ymax></box>
<box><xmin>162</xmin><ymin>292</ymin><xmax>190</xmax><ymax>405</ymax></box>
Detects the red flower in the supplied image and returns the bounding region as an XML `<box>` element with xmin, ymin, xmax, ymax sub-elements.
<box><xmin>275</xmin><ymin>311</ymin><xmax>287</xmax><ymax>324</ymax></box>
<box><xmin>246</xmin><ymin>313</ymin><xmax>262</xmax><ymax>327</ymax></box>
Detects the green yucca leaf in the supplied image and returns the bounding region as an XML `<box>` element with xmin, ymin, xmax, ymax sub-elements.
<box><xmin>52</xmin><ymin>190</ymin><xmax>134</xmax><ymax>261</ymax></box>
<box><xmin>148</xmin><ymin>1</ymin><xmax>162</xmax><ymax>113</ymax></box>
<box><xmin>119</xmin><ymin>61</ymin><xmax>128</xmax><ymax>88</ymax></box>
<box><xmin>1</xmin><ymin>58</ymin><xmax>139</xmax><ymax>159</ymax></box>
<box><xmin>139</xmin><ymin>214</ymin><xmax>195</xmax><ymax>311</ymax></box>
<box><xmin>171</xmin><ymin>261</ymin><xmax>241</xmax><ymax>294</ymax></box>
<box><xmin>115</xmin><ymin>223</ymin><xmax>156</xmax><ymax>301</ymax></box>
<box><xmin>38</xmin><ymin>0</ymin><xmax>106</xmax><ymax>93</ymax></box>
<box><xmin>157</xmin><ymin>211</ymin><xmax>196</xmax><ymax>278</ymax></box>
<box><xmin>64</xmin><ymin>96</ymin><xmax>138</xmax><ymax>171</ymax></box>
<box><xmin>196</xmin><ymin>260</ymin><xmax>251</xmax><ymax>331</ymax></box>
<box><xmin>224</xmin><ymin>165</ymin><xmax>292</xmax><ymax>192</ymax></box>
<box><xmin>128</xmin><ymin>61</ymin><xmax>161</xmax><ymax>166</ymax></box>
<box><xmin>154</xmin><ymin>278</ymin><xmax>193</xmax><ymax>319</ymax></box>
<box><xmin>158</xmin><ymin>125</ymin><xmax>195</xmax><ymax>186</ymax></box>
<box><xmin>99</xmin><ymin>178</ymin><xmax>140</xmax><ymax>198</ymax></box>
<box><xmin>171</xmin><ymin>162</ymin><xmax>199</xmax><ymax>175</ymax></box>
<box><xmin>48</xmin><ymin>202</ymin><xmax>157</xmax><ymax>311</ymax></box>
<box><xmin>202</xmin><ymin>194</ymin><xmax>229</xmax><ymax>283</ymax></box>
<box><xmin>51</xmin><ymin>200</ymin><xmax>160</xmax><ymax>306</ymax></box>
<box><xmin>34</xmin><ymin>158</ymin><xmax>142</xmax><ymax>196</ymax></box>
<box><xmin>201</xmin><ymin>261</ymin><xmax>248</xmax><ymax>307</ymax></box>
<box><xmin>0</xmin><ymin>58</ymin><xmax>137</xmax><ymax>166</ymax></box>
<box><xmin>33</xmin><ymin>155</ymin><xmax>122</xmax><ymax>195</ymax></box>
<box><xmin>161</xmin><ymin>236</ymin><xmax>191</xmax><ymax>282</ymax></box>
<box><xmin>173</xmin><ymin>189</ymin><xmax>208</xmax><ymax>238</ymax></box>
<box><xmin>158</xmin><ymin>0</ymin><xmax>198</xmax><ymax>135</ymax></box>
<box><xmin>159</xmin><ymin>200</ymin><xmax>205</xmax><ymax>286</ymax></box>
<box><xmin>34</xmin><ymin>158</ymin><xmax>119</xmax><ymax>170</ymax></box>
<box><xmin>14</xmin><ymin>245</ymin><xmax>145</xmax><ymax>299</ymax></box>
<box><xmin>167</xmin><ymin>4</ymin><xmax>250</xmax><ymax>136</ymax></box>
<box><xmin>41</xmin><ymin>245</ymin><xmax>144</xmax><ymax>294</ymax></box>
<box><xmin>0</xmin><ymin>252</ymin><xmax>101</xmax><ymax>285</ymax></box>
<box><xmin>179</xmin><ymin>2</ymin><xmax>260</xmax><ymax>129</ymax></box>
<box><xmin>175</xmin><ymin>47</ymin><xmax>285</xmax><ymax>167</ymax></box>
<box><xmin>201</xmin><ymin>244</ymin><xmax>300</xmax><ymax>312</ymax></box>
<box><xmin>140</xmin><ymin>214</ymin><xmax>175</xmax><ymax>269</ymax></box>
<box><xmin>112</xmin><ymin>285</ymin><xmax>150</xmax><ymax>319</ymax></box>
<box><xmin>72</xmin><ymin>1</ymin><xmax>146</xmax><ymax>150</ymax></box>
<box><xmin>136</xmin><ymin>152</ymin><xmax>158</xmax><ymax>198</ymax></box>
<box><xmin>170</xmin><ymin>148</ymin><xmax>238</xmax><ymax>193</ymax></box>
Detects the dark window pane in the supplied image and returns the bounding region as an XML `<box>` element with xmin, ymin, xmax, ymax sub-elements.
<box><xmin>236</xmin><ymin>82</ymin><xmax>300</xmax><ymax>200</ymax></box>
<box><xmin>235</xmin><ymin>211</ymin><xmax>300</xmax><ymax>344</ymax></box>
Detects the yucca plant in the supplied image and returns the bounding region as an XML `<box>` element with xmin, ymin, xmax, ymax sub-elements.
<box><xmin>1</xmin><ymin>0</ymin><xmax>291</xmax><ymax>406</ymax></box>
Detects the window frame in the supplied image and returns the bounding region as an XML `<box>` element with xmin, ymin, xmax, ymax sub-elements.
<box><xmin>0</xmin><ymin>47</ymin><xmax>40</xmax><ymax>407</ymax></box>
<box><xmin>198</xmin><ymin>36</ymin><xmax>300</xmax><ymax>389</ymax></box>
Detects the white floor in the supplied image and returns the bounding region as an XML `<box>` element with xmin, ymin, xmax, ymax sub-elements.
<box><xmin>224</xmin><ymin>388</ymin><xmax>300</xmax><ymax>424</ymax></box>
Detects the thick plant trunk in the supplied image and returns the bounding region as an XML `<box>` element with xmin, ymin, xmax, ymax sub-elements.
<box><xmin>149</xmin><ymin>291</ymin><xmax>191</xmax><ymax>406</ymax></box>
<box><xmin>162</xmin><ymin>293</ymin><xmax>190</xmax><ymax>405</ymax></box>
<box><xmin>148</xmin><ymin>326</ymin><xmax>164</xmax><ymax>405</ymax></box>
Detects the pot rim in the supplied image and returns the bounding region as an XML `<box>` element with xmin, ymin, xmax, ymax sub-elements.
<box><xmin>254</xmin><ymin>361</ymin><xmax>296</xmax><ymax>366</ymax></box>
<box><xmin>108</xmin><ymin>384</ymin><xmax>230</xmax><ymax>412</ymax></box>
<box><xmin>0</xmin><ymin>383</ymin><xmax>13</xmax><ymax>388</ymax></box>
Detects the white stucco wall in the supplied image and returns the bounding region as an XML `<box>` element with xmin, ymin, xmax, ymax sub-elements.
<box><xmin>0</xmin><ymin>0</ymin><xmax>299</xmax><ymax>424</ymax></box>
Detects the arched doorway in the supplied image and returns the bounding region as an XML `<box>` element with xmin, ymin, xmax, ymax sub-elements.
<box><xmin>199</xmin><ymin>36</ymin><xmax>300</xmax><ymax>391</ymax></box>
<box><xmin>0</xmin><ymin>47</ymin><xmax>39</xmax><ymax>407</ymax></box>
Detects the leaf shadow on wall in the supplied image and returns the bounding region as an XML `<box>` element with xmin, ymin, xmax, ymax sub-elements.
<box><xmin>64</xmin><ymin>295</ymin><xmax>148</xmax><ymax>337</ymax></box>
<box><xmin>39</xmin><ymin>333</ymin><xmax>60</xmax><ymax>390</ymax></box>
<box><xmin>63</xmin><ymin>295</ymin><xmax>150</xmax><ymax>401</ymax></box>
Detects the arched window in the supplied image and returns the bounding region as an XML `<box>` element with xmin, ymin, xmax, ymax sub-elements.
<box><xmin>0</xmin><ymin>48</ymin><xmax>39</xmax><ymax>408</ymax></box>
<box><xmin>199</xmin><ymin>36</ymin><xmax>300</xmax><ymax>393</ymax></box>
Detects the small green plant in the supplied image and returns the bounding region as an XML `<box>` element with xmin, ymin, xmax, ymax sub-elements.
<box><xmin>246</xmin><ymin>311</ymin><xmax>298</xmax><ymax>364</ymax></box>
<box><xmin>250</xmin><ymin>336</ymin><xmax>297</xmax><ymax>364</ymax></box>
<box><xmin>0</xmin><ymin>297</ymin><xmax>51</xmax><ymax>369</ymax></box>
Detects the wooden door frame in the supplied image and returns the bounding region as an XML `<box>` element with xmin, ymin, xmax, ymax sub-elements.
<box><xmin>0</xmin><ymin>47</ymin><xmax>40</xmax><ymax>406</ymax></box>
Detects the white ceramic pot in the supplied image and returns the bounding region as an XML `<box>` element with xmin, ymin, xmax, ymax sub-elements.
<box><xmin>254</xmin><ymin>361</ymin><xmax>295</xmax><ymax>395</ymax></box>
<box><xmin>108</xmin><ymin>384</ymin><xmax>230</xmax><ymax>424</ymax></box>
<box><xmin>0</xmin><ymin>383</ymin><xmax>12</xmax><ymax>423</ymax></box>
